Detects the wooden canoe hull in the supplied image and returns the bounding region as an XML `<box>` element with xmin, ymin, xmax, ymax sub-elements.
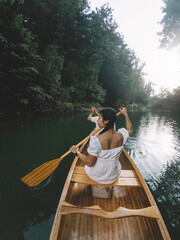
<box><xmin>50</xmin><ymin>141</ymin><xmax>170</xmax><ymax>240</ymax></box>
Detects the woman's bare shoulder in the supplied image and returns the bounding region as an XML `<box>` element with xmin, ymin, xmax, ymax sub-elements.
<box><xmin>115</xmin><ymin>131</ymin><xmax>123</xmax><ymax>140</ymax></box>
<box><xmin>97</xmin><ymin>131</ymin><xmax>122</xmax><ymax>141</ymax></box>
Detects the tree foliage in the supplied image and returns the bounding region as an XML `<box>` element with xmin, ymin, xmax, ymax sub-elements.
<box><xmin>150</xmin><ymin>87</ymin><xmax>180</xmax><ymax>112</ymax></box>
<box><xmin>0</xmin><ymin>3</ymin><xmax>42</xmax><ymax>112</ymax></box>
<box><xmin>0</xmin><ymin>0</ymin><xmax>150</xmax><ymax>115</ymax></box>
<box><xmin>157</xmin><ymin>0</ymin><xmax>180</xmax><ymax>112</ymax></box>
<box><xmin>159</xmin><ymin>0</ymin><xmax>180</xmax><ymax>49</ymax></box>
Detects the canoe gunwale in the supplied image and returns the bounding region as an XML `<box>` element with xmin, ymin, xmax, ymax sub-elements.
<box><xmin>49</xmin><ymin>140</ymin><xmax>88</xmax><ymax>240</ymax></box>
<box><xmin>122</xmin><ymin>149</ymin><xmax>171</xmax><ymax>239</ymax></box>
<box><xmin>50</xmin><ymin>139</ymin><xmax>171</xmax><ymax>240</ymax></box>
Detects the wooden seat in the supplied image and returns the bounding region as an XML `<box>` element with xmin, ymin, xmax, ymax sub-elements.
<box><xmin>60</xmin><ymin>201</ymin><xmax>159</xmax><ymax>219</ymax></box>
<box><xmin>71</xmin><ymin>166</ymin><xmax>142</xmax><ymax>187</ymax></box>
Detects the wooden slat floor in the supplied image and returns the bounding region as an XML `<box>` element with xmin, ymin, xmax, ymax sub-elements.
<box><xmin>57</xmin><ymin>183</ymin><xmax>162</xmax><ymax>240</ymax></box>
<box><xmin>57</xmin><ymin>150</ymin><xmax>163</xmax><ymax>240</ymax></box>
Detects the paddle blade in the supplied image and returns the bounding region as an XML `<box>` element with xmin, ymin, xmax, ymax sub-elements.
<box><xmin>21</xmin><ymin>158</ymin><xmax>61</xmax><ymax>187</ymax></box>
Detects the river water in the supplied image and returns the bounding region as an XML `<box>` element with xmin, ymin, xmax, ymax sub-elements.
<box><xmin>0</xmin><ymin>111</ymin><xmax>179</xmax><ymax>240</ymax></box>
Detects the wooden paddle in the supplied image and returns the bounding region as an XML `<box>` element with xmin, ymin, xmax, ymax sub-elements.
<box><xmin>21</xmin><ymin>110</ymin><xmax>122</xmax><ymax>187</ymax></box>
<box><xmin>94</xmin><ymin>109</ymin><xmax>99</xmax><ymax>116</ymax></box>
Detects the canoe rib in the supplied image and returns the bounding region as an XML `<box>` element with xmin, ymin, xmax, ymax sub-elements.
<box><xmin>71</xmin><ymin>166</ymin><xmax>142</xmax><ymax>187</ymax></box>
<box><xmin>60</xmin><ymin>201</ymin><xmax>160</xmax><ymax>219</ymax></box>
<box><xmin>50</xmin><ymin>144</ymin><xmax>171</xmax><ymax>240</ymax></box>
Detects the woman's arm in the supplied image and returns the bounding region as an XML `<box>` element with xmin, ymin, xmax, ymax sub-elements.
<box><xmin>87</xmin><ymin>107</ymin><xmax>95</xmax><ymax>122</ymax></box>
<box><xmin>70</xmin><ymin>145</ymin><xmax>97</xmax><ymax>167</ymax></box>
<box><xmin>119</xmin><ymin>107</ymin><xmax>133</xmax><ymax>135</ymax></box>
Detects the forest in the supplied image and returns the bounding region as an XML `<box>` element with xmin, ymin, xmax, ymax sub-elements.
<box><xmin>0</xmin><ymin>0</ymin><xmax>179</xmax><ymax>116</ymax></box>
<box><xmin>150</xmin><ymin>0</ymin><xmax>180</xmax><ymax>113</ymax></box>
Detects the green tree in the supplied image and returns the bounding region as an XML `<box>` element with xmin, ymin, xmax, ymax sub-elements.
<box><xmin>40</xmin><ymin>44</ymin><xmax>64</xmax><ymax>99</ymax></box>
<box><xmin>0</xmin><ymin>0</ymin><xmax>150</xmax><ymax>115</ymax></box>
<box><xmin>158</xmin><ymin>1</ymin><xmax>180</xmax><ymax>112</ymax></box>
<box><xmin>150</xmin><ymin>86</ymin><xmax>180</xmax><ymax>112</ymax></box>
<box><xmin>159</xmin><ymin>0</ymin><xmax>180</xmax><ymax>49</ymax></box>
<box><xmin>0</xmin><ymin>3</ymin><xmax>43</xmax><ymax>113</ymax></box>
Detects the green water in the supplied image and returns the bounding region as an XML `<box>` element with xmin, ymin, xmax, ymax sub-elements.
<box><xmin>0</xmin><ymin>112</ymin><xmax>179</xmax><ymax>240</ymax></box>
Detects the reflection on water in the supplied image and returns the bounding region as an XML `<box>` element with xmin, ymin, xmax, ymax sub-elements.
<box><xmin>152</xmin><ymin>160</ymin><xmax>180</xmax><ymax>234</ymax></box>
<box><xmin>0</xmin><ymin>112</ymin><xmax>180</xmax><ymax>239</ymax></box>
<box><xmin>125</xmin><ymin>112</ymin><xmax>180</xmax><ymax>239</ymax></box>
<box><xmin>125</xmin><ymin>113</ymin><xmax>180</xmax><ymax>181</ymax></box>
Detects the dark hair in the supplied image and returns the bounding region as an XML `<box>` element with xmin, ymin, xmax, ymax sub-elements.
<box><xmin>99</xmin><ymin>107</ymin><xmax>116</xmax><ymax>135</ymax></box>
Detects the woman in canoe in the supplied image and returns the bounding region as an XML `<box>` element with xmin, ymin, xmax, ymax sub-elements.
<box><xmin>70</xmin><ymin>107</ymin><xmax>132</xmax><ymax>196</ymax></box>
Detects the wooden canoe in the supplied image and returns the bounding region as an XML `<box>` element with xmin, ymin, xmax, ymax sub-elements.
<box><xmin>50</xmin><ymin>140</ymin><xmax>170</xmax><ymax>240</ymax></box>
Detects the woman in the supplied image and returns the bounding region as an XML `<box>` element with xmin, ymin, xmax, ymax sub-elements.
<box><xmin>70</xmin><ymin>107</ymin><xmax>132</xmax><ymax>195</ymax></box>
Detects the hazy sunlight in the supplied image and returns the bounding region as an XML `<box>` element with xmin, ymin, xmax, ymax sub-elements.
<box><xmin>89</xmin><ymin>0</ymin><xmax>180</xmax><ymax>94</ymax></box>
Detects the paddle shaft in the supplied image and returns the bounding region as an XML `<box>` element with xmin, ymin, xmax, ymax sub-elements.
<box><xmin>21</xmin><ymin>110</ymin><xmax>122</xmax><ymax>186</ymax></box>
<box><xmin>94</xmin><ymin>109</ymin><xmax>99</xmax><ymax>116</ymax></box>
<box><xmin>51</xmin><ymin>110</ymin><xmax>121</xmax><ymax>163</ymax></box>
<box><xmin>95</xmin><ymin>109</ymin><xmax>121</xmax><ymax>117</ymax></box>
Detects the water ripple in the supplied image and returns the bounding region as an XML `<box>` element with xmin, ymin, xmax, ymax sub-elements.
<box><xmin>125</xmin><ymin>113</ymin><xmax>180</xmax><ymax>233</ymax></box>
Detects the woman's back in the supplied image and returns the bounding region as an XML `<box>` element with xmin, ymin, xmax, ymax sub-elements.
<box><xmin>97</xmin><ymin>129</ymin><xmax>123</xmax><ymax>150</ymax></box>
<box><xmin>85</xmin><ymin>128</ymin><xmax>129</xmax><ymax>184</ymax></box>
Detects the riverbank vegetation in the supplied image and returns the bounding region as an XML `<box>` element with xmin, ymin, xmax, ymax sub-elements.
<box><xmin>150</xmin><ymin>0</ymin><xmax>180</xmax><ymax>113</ymax></box>
<box><xmin>0</xmin><ymin>0</ymin><xmax>179</xmax><ymax>117</ymax></box>
<box><xmin>0</xmin><ymin>0</ymin><xmax>152</xmax><ymax>116</ymax></box>
<box><xmin>150</xmin><ymin>87</ymin><xmax>180</xmax><ymax>113</ymax></box>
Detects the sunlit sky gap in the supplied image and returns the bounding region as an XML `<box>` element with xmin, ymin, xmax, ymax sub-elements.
<box><xmin>89</xmin><ymin>0</ymin><xmax>180</xmax><ymax>94</ymax></box>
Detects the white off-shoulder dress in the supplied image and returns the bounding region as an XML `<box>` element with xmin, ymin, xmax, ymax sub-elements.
<box><xmin>85</xmin><ymin>128</ymin><xmax>129</xmax><ymax>184</ymax></box>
